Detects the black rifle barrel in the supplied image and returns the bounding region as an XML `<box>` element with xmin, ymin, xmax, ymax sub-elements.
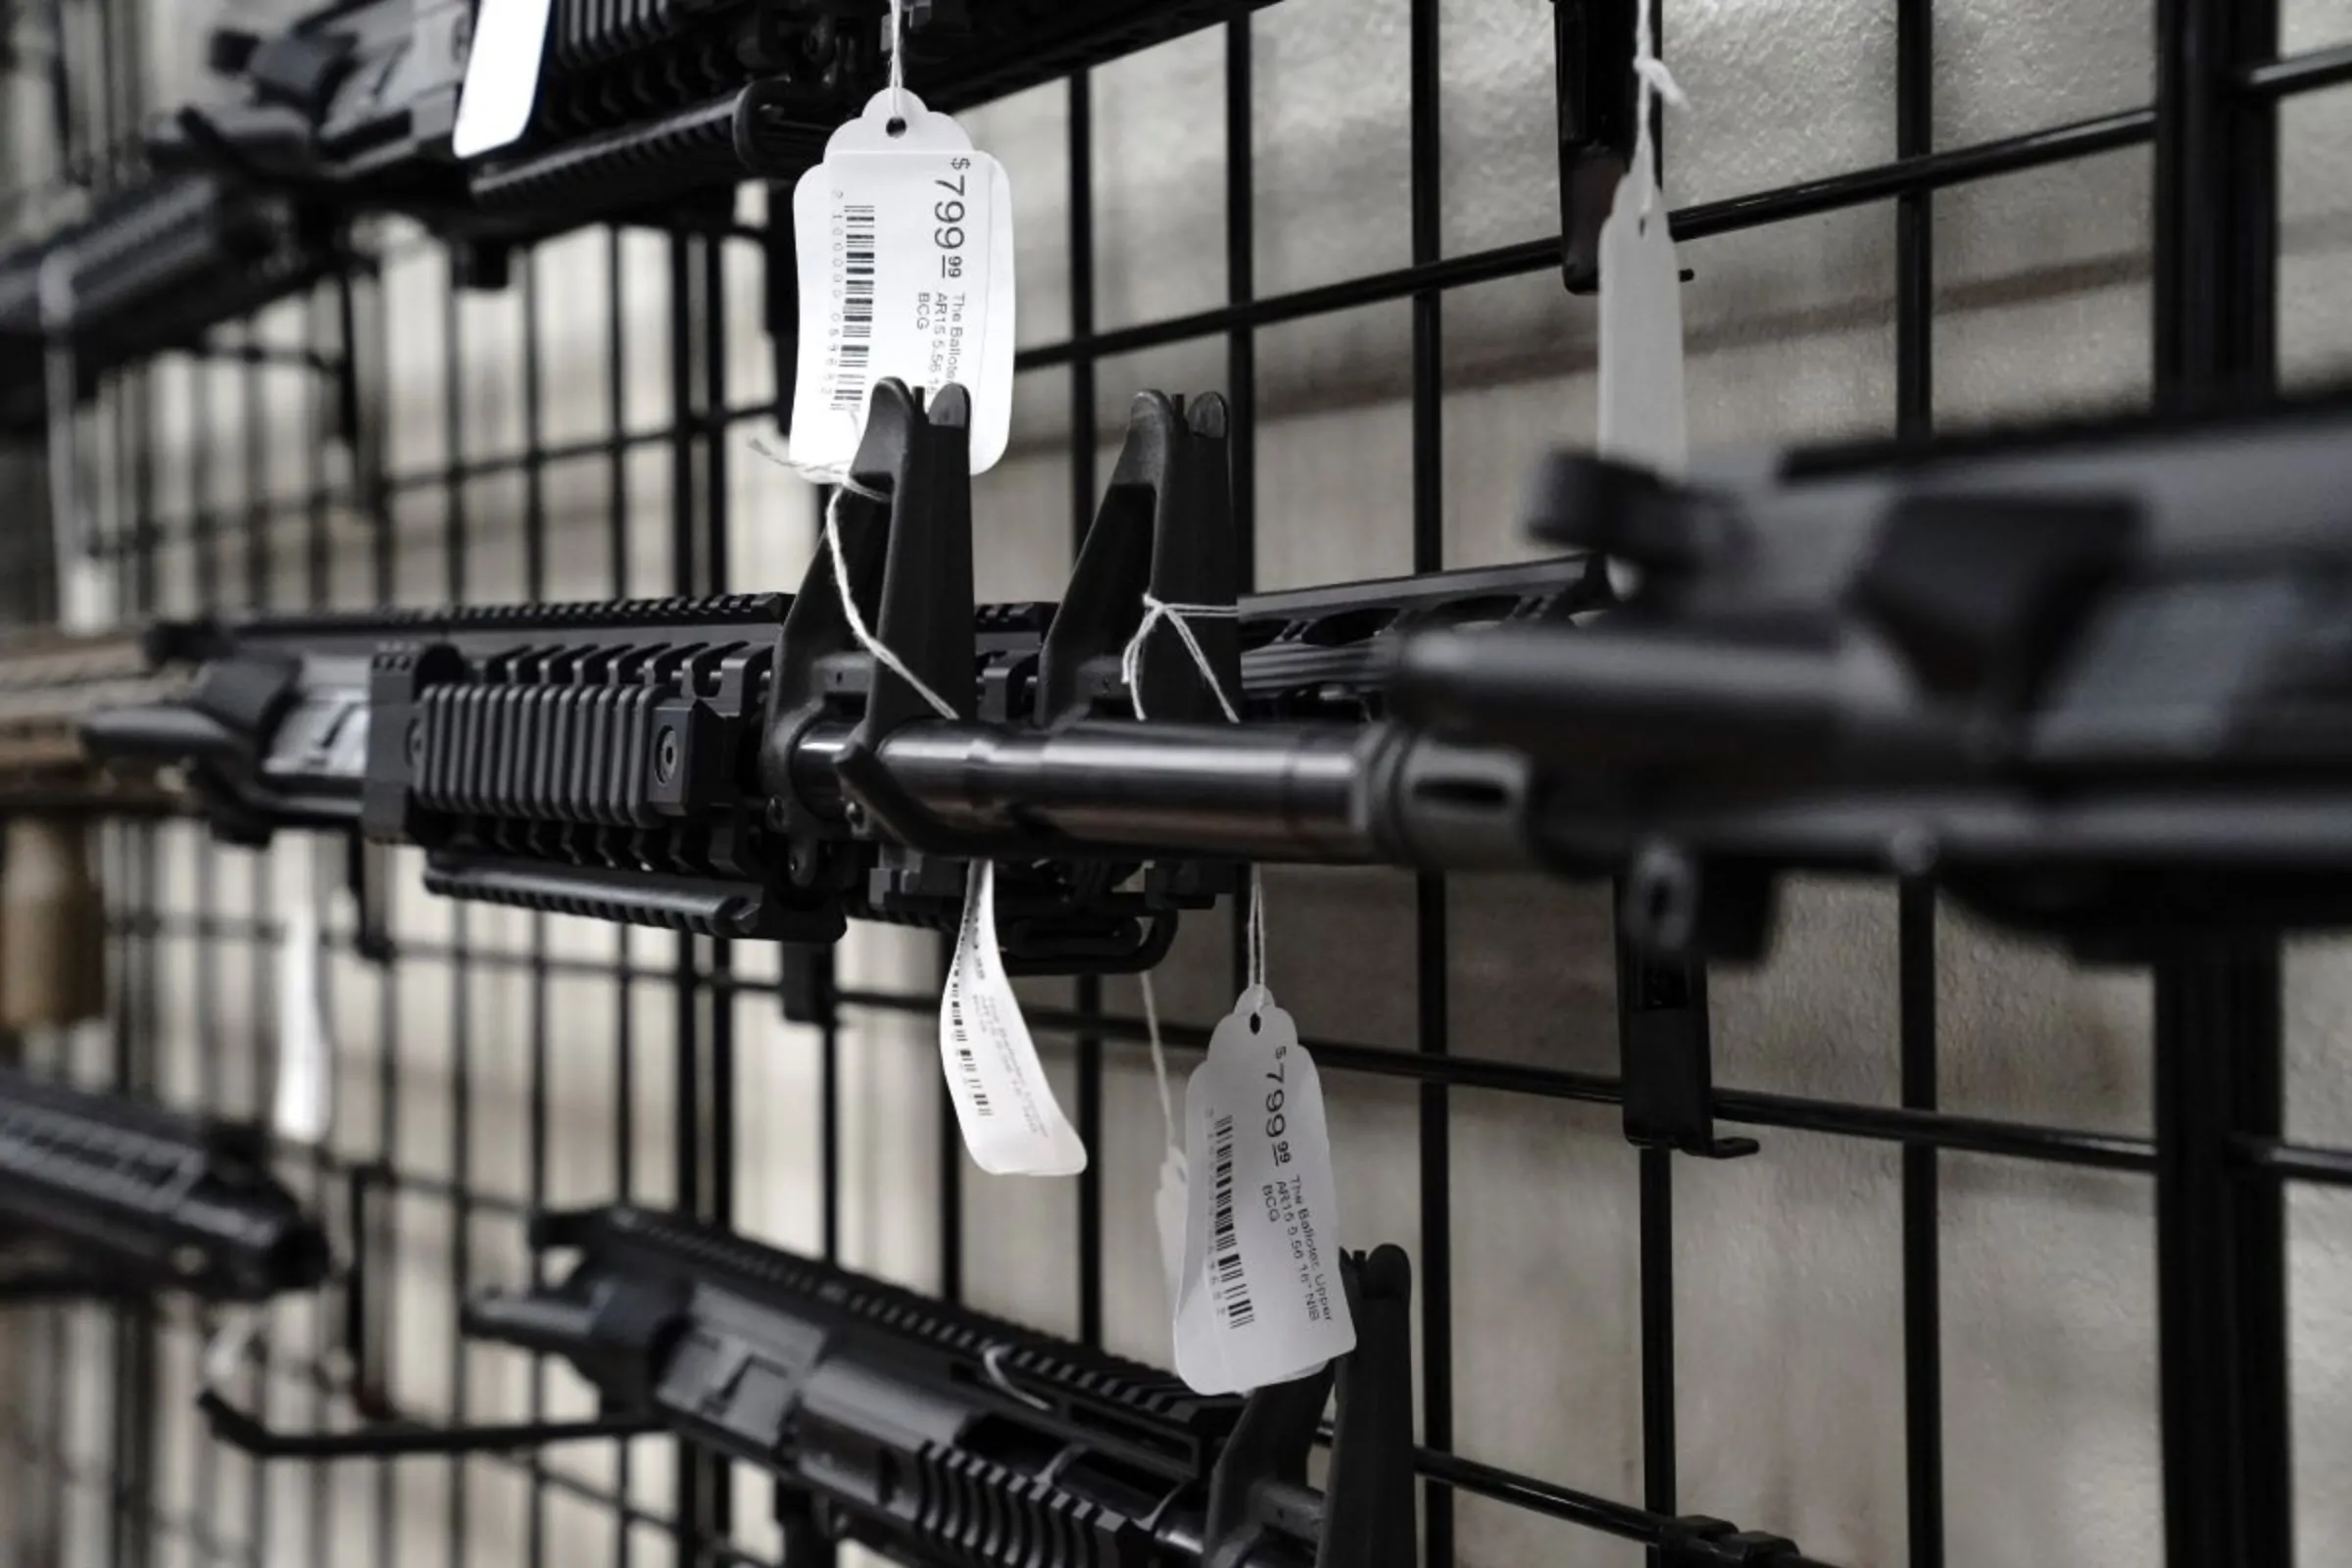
<box><xmin>792</xmin><ymin>717</ymin><xmax>1541</xmax><ymax>872</ymax></box>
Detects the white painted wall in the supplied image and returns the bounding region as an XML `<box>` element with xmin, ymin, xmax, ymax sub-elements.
<box><xmin>11</xmin><ymin>1</ymin><xmax>2352</xmax><ymax>1564</ymax></box>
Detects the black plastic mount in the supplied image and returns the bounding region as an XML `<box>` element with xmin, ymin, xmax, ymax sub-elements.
<box><xmin>1659</xmin><ymin>1515</ymin><xmax>1804</xmax><ymax>1566</ymax></box>
<box><xmin>1039</xmin><ymin>390</ymin><xmax>1241</xmax><ymax>726</ymax></box>
<box><xmin>1551</xmin><ymin>0</ymin><xmax>1638</xmax><ymax>294</ymax></box>
<box><xmin>830</xmin><ymin>380</ymin><xmax>980</xmax><ymax>848</ymax></box>
<box><xmin>769</xmin><ymin>377</ymin><xmax>1241</xmax><ymax>975</ymax></box>
<box><xmin>199</xmin><ymin>1163</ymin><xmax>662</xmax><ymax>1461</ymax></box>
<box><xmin>1615</xmin><ymin>899</ymin><xmax>1758</xmax><ymax>1160</ymax></box>
<box><xmin>1204</xmin><ymin>1246</ymin><xmax>1417</xmax><ymax>1568</ymax></box>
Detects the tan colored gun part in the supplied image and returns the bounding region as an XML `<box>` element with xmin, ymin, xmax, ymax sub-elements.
<box><xmin>0</xmin><ymin>628</ymin><xmax>193</xmax><ymax>1030</ymax></box>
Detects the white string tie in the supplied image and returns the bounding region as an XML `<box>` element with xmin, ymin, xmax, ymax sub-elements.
<box><xmin>1631</xmin><ymin>6</ymin><xmax>1685</xmax><ymax>218</ymax></box>
<box><xmin>1118</xmin><ymin>594</ymin><xmax>1241</xmax><ymax>723</ymax></box>
<box><xmin>887</xmin><ymin>0</ymin><xmax>909</xmax><ymax>127</ymax></box>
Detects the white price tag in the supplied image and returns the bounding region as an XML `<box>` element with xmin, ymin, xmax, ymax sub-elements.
<box><xmin>939</xmin><ymin>862</ymin><xmax>1086</xmax><ymax>1176</ymax></box>
<box><xmin>1172</xmin><ymin>990</ymin><xmax>1354</xmax><ymax>1394</ymax></box>
<box><xmin>451</xmin><ymin>0</ymin><xmax>551</xmax><ymax>159</ymax></box>
<box><xmin>272</xmin><ymin>880</ymin><xmax>332</xmax><ymax>1143</ymax></box>
<box><xmin>1596</xmin><ymin>161</ymin><xmax>1688</xmax><ymax>479</ymax></box>
<box><xmin>788</xmin><ymin>89</ymin><xmax>1015</xmax><ymax>476</ymax></box>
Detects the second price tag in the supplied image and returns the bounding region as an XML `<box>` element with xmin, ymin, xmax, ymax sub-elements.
<box><xmin>1172</xmin><ymin>989</ymin><xmax>1354</xmax><ymax>1394</ymax></box>
<box><xmin>938</xmin><ymin>862</ymin><xmax>1087</xmax><ymax>1176</ymax></box>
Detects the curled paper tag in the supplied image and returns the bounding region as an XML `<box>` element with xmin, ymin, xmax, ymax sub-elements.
<box><xmin>1171</xmin><ymin>990</ymin><xmax>1354</xmax><ymax>1394</ymax></box>
<box><xmin>272</xmin><ymin>880</ymin><xmax>332</xmax><ymax>1143</ymax></box>
<box><xmin>788</xmin><ymin>89</ymin><xmax>1015</xmax><ymax>476</ymax></box>
<box><xmin>938</xmin><ymin>862</ymin><xmax>1086</xmax><ymax>1176</ymax></box>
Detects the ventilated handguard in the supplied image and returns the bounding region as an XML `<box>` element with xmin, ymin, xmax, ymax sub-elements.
<box><xmin>359</xmin><ymin>595</ymin><xmax>842</xmax><ymax>940</ymax></box>
<box><xmin>0</xmin><ymin>173</ymin><xmax>343</xmax><ymax>435</ymax></box>
<box><xmin>0</xmin><ymin>1069</ymin><xmax>330</xmax><ymax>1304</ymax></box>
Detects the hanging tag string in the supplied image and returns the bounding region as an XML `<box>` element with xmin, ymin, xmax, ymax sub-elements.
<box><xmin>822</xmin><ymin>477</ymin><xmax>959</xmax><ymax>721</ymax></box>
<box><xmin>1141</xmin><ymin>969</ymin><xmax>1177</xmax><ymax>1148</ymax></box>
<box><xmin>1630</xmin><ymin>5</ymin><xmax>1687</xmax><ymax>218</ymax></box>
<box><xmin>887</xmin><ymin>0</ymin><xmax>909</xmax><ymax>126</ymax></box>
<box><xmin>1123</xmin><ymin>590</ymin><xmax>1269</xmax><ymax>1138</ymax></box>
<box><xmin>1120</xmin><ymin>595</ymin><xmax>1241</xmax><ymax>723</ymax></box>
<box><xmin>750</xmin><ymin>438</ymin><xmax>960</xmax><ymax>723</ymax></box>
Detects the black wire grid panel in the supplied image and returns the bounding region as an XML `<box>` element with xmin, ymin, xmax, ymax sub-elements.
<box><xmin>8</xmin><ymin>2</ymin><xmax>2352</xmax><ymax>1567</ymax></box>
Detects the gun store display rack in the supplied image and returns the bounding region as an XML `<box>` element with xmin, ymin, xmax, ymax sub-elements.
<box><xmin>8</xmin><ymin>2</ymin><xmax>2352</xmax><ymax>1567</ymax></box>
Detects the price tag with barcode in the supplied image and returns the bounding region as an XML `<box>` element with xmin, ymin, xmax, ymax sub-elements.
<box><xmin>1171</xmin><ymin>989</ymin><xmax>1354</xmax><ymax>1394</ymax></box>
<box><xmin>787</xmin><ymin>89</ymin><xmax>1015</xmax><ymax>476</ymax></box>
<box><xmin>938</xmin><ymin>862</ymin><xmax>1086</xmax><ymax>1176</ymax></box>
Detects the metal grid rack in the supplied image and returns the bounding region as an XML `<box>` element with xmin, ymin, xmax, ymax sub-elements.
<box><xmin>10</xmin><ymin>2</ymin><xmax>2352</xmax><ymax>1566</ymax></box>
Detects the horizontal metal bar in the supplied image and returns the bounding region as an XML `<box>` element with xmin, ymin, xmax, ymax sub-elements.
<box><xmin>1714</xmin><ymin>1089</ymin><xmax>2158</xmax><ymax>1173</ymax></box>
<box><xmin>836</xmin><ymin>985</ymin><xmax>2164</xmax><ymax>1169</ymax></box>
<box><xmin>2237</xmin><ymin>1137</ymin><xmax>2352</xmax><ymax>1186</ymax></box>
<box><xmin>1011</xmin><ymin>107</ymin><xmax>2156</xmax><ymax>370</ymax></box>
<box><xmin>2241</xmin><ymin>42</ymin><xmax>2352</xmax><ymax>96</ymax></box>
<box><xmin>113</xmin><ymin>908</ymin><xmax>2174</xmax><ymax>1169</ymax></box>
<box><xmin>1417</xmin><ymin>1446</ymin><xmax>1845</xmax><ymax>1567</ymax></box>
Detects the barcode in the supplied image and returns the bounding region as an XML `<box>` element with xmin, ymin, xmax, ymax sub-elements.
<box><xmin>948</xmin><ymin>994</ymin><xmax>992</xmax><ymax>1115</ymax></box>
<box><xmin>831</xmin><ymin>203</ymin><xmax>878</xmax><ymax>413</ymax></box>
<box><xmin>1207</xmin><ymin>1113</ymin><xmax>1254</xmax><ymax>1329</ymax></box>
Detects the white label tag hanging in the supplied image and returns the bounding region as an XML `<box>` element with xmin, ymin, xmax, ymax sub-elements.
<box><xmin>1172</xmin><ymin>990</ymin><xmax>1355</xmax><ymax>1394</ymax></box>
<box><xmin>939</xmin><ymin>862</ymin><xmax>1086</xmax><ymax>1176</ymax></box>
<box><xmin>1596</xmin><ymin>163</ymin><xmax>1689</xmax><ymax>478</ymax></box>
<box><xmin>451</xmin><ymin>0</ymin><xmax>552</xmax><ymax>158</ymax></box>
<box><xmin>788</xmin><ymin>89</ymin><xmax>1015</xmax><ymax>476</ymax></box>
<box><xmin>272</xmin><ymin>879</ymin><xmax>332</xmax><ymax>1143</ymax></box>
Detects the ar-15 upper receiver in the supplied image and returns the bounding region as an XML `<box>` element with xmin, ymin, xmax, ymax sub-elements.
<box><xmin>0</xmin><ymin>1068</ymin><xmax>331</xmax><ymax>1304</ymax></box>
<box><xmin>80</xmin><ymin>379</ymin><xmax>1596</xmax><ymax>971</ymax></box>
<box><xmin>1381</xmin><ymin>390</ymin><xmax>2352</xmax><ymax>956</ymax></box>
<box><xmin>466</xmin><ymin>1204</ymin><xmax>1415</xmax><ymax>1568</ymax></box>
<box><xmin>0</xmin><ymin>172</ymin><xmax>346</xmax><ymax>436</ymax></box>
<box><xmin>89</xmin><ymin>377</ymin><xmax>2352</xmax><ymax>963</ymax></box>
<box><xmin>154</xmin><ymin>0</ymin><xmax>1281</xmax><ymax>285</ymax></box>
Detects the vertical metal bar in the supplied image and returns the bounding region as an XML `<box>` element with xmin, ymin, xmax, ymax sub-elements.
<box><xmin>700</xmin><ymin>230</ymin><xmax>737</xmax><ymax>1551</ymax></box>
<box><xmin>939</xmin><ymin>932</ymin><xmax>963</xmax><ymax>1303</ymax></box>
<box><xmin>2151</xmin><ymin>5</ymin><xmax>2288</xmax><ymax>1568</ymax></box>
<box><xmin>520</xmin><ymin>246</ymin><xmax>552</xmax><ymax>1568</ymax></box>
<box><xmin>368</xmin><ymin>256</ymin><xmax>398</xmax><ymax>1568</ymax></box>
<box><xmin>2154</xmin><ymin>944</ymin><xmax>2290</xmax><ymax>1568</ymax></box>
<box><xmin>1069</xmin><ymin>69</ymin><xmax>1104</xmax><ymax>1348</ymax></box>
<box><xmin>604</xmin><ymin>223</ymin><xmax>637</xmax><ymax>1568</ymax></box>
<box><xmin>241</xmin><ymin>312</ymin><xmax>273</xmax><ymax>1568</ymax></box>
<box><xmin>1223</xmin><ymin>6</ymin><xmax>1256</xmax><ymax>995</ymax></box>
<box><xmin>1637</xmin><ymin>1143</ymin><xmax>1674</xmax><ymax>1543</ymax></box>
<box><xmin>2154</xmin><ymin>0</ymin><xmax>2279</xmax><ymax>398</ymax></box>
<box><xmin>1627</xmin><ymin>8</ymin><xmax>1677</xmax><ymax>1556</ymax></box>
<box><xmin>1894</xmin><ymin>2</ymin><xmax>1943</xmax><ymax>1564</ymax></box>
<box><xmin>303</xmin><ymin>272</ymin><xmax>335</xmax><ymax>1568</ymax></box>
<box><xmin>190</xmin><ymin>274</ymin><xmax>223</xmax><ymax>1568</ymax></box>
<box><xmin>665</xmin><ymin>227</ymin><xmax>718</xmax><ymax>1559</ymax></box>
<box><xmin>1406</xmin><ymin>2</ymin><xmax>1453</xmax><ymax>1564</ymax></box>
<box><xmin>107</xmin><ymin>4</ymin><xmax>156</xmax><ymax>1547</ymax></box>
<box><xmin>441</xmin><ymin>255</ymin><xmax>472</xmax><ymax>1568</ymax></box>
